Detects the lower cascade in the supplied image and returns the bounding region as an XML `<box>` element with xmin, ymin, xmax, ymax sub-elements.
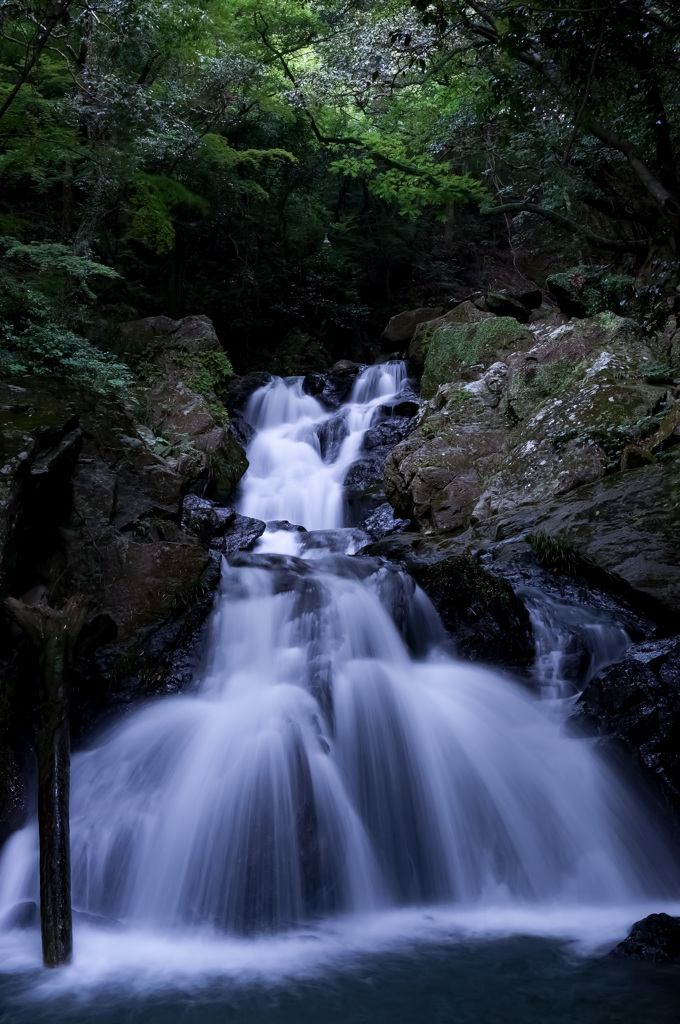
<box><xmin>0</xmin><ymin>363</ymin><xmax>678</xmax><ymax>944</ymax></box>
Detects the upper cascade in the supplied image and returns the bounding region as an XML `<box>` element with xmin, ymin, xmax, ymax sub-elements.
<box><xmin>239</xmin><ymin>362</ymin><xmax>406</xmax><ymax>531</ymax></box>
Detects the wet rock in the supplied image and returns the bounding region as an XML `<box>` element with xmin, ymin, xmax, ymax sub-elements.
<box><xmin>344</xmin><ymin>398</ymin><xmax>416</xmax><ymax>526</ymax></box>
<box><xmin>381</xmin><ymin>307</ymin><xmax>443</xmax><ymax>346</ymax></box>
<box><xmin>409</xmin><ymin>555</ymin><xmax>535</xmax><ymax>667</ymax></box>
<box><xmin>360</xmin><ymin>502</ymin><xmax>412</xmax><ymax>542</ymax></box>
<box><xmin>298</xmin><ymin>529</ymin><xmax>371</xmax><ymax>555</ymax></box>
<box><xmin>266</xmin><ymin>520</ymin><xmax>307</xmax><ymax>533</ymax></box>
<box><xmin>609</xmin><ymin>914</ymin><xmax>680</xmax><ymax>963</ymax></box>
<box><xmin>343</xmin><ymin>453</ymin><xmax>390</xmax><ymax>525</ymax></box>
<box><xmin>226</xmin><ymin>372</ymin><xmax>272</xmax><ymax>448</ymax></box>
<box><xmin>362</xmin><ymin>417</ymin><xmax>414</xmax><ymax>452</ymax></box>
<box><xmin>379</xmin><ymin>381</ymin><xmax>420</xmax><ymax>418</ymax></box>
<box><xmin>182</xmin><ymin>495</ymin><xmax>222</xmax><ymax>546</ymax></box>
<box><xmin>215</xmin><ymin>513</ymin><xmax>266</xmax><ymax>556</ymax></box>
<box><xmin>302</xmin><ymin>365</ymin><xmax>361</xmax><ymax>410</ymax></box>
<box><xmin>316</xmin><ymin>412</ymin><xmax>349</xmax><ymax>461</ymax></box>
<box><xmin>575</xmin><ymin>637</ymin><xmax>680</xmax><ymax>814</ymax></box>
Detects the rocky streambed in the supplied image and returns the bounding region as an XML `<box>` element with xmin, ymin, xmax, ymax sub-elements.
<box><xmin>1</xmin><ymin>293</ymin><xmax>680</xmax><ymax>961</ymax></box>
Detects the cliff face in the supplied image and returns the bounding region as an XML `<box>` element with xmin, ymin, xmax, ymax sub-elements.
<box><xmin>0</xmin><ymin>316</ymin><xmax>248</xmax><ymax>841</ymax></box>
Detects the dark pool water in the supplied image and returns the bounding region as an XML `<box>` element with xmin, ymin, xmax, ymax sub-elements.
<box><xmin>1</xmin><ymin>937</ymin><xmax>679</xmax><ymax>1024</ymax></box>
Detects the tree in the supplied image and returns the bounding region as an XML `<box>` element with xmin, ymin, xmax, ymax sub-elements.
<box><xmin>408</xmin><ymin>0</ymin><xmax>680</xmax><ymax>252</ymax></box>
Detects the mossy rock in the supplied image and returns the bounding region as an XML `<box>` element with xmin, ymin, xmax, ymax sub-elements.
<box><xmin>209</xmin><ymin>433</ymin><xmax>249</xmax><ymax>503</ymax></box>
<box><xmin>421</xmin><ymin>318</ymin><xmax>533</xmax><ymax>399</ymax></box>
<box><xmin>409</xmin><ymin>301</ymin><xmax>494</xmax><ymax>368</ymax></box>
<box><xmin>411</xmin><ymin>554</ymin><xmax>534</xmax><ymax>666</ymax></box>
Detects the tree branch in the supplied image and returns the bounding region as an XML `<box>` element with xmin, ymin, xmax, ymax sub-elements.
<box><xmin>482</xmin><ymin>201</ymin><xmax>651</xmax><ymax>252</ymax></box>
<box><xmin>0</xmin><ymin>0</ymin><xmax>72</xmax><ymax>123</ymax></box>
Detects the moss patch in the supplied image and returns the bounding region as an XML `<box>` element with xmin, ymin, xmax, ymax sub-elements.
<box><xmin>421</xmin><ymin>318</ymin><xmax>531</xmax><ymax>399</ymax></box>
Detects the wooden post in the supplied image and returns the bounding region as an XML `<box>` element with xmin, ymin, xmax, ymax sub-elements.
<box><xmin>4</xmin><ymin>595</ymin><xmax>89</xmax><ymax>968</ymax></box>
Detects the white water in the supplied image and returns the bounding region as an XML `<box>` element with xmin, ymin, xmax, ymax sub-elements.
<box><xmin>240</xmin><ymin>364</ymin><xmax>405</xmax><ymax>530</ymax></box>
<box><xmin>0</xmin><ymin>361</ymin><xmax>678</xmax><ymax>985</ymax></box>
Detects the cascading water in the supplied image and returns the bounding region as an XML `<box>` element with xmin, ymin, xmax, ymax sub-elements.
<box><xmin>240</xmin><ymin>364</ymin><xmax>406</xmax><ymax>531</ymax></box>
<box><xmin>0</xmin><ymin>362</ymin><xmax>678</xmax><ymax>984</ymax></box>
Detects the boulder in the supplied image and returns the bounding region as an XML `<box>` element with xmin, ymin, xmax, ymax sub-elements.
<box><xmin>385</xmin><ymin>313</ymin><xmax>675</xmax><ymax>534</ymax></box>
<box><xmin>609</xmin><ymin>914</ymin><xmax>680</xmax><ymax>963</ymax></box>
<box><xmin>182</xmin><ymin>495</ymin><xmax>228</xmax><ymax>546</ymax></box>
<box><xmin>409</xmin><ymin>302</ymin><xmax>494</xmax><ymax>369</ymax></box>
<box><xmin>359</xmin><ymin>502</ymin><xmax>412</xmax><ymax>542</ymax></box>
<box><xmin>118</xmin><ymin>314</ymin><xmax>220</xmax><ymax>357</ymax></box>
<box><xmin>575</xmin><ymin>637</ymin><xmax>680</xmax><ymax>814</ymax></box>
<box><xmin>117</xmin><ymin>314</ymin><xmax>248</xmax><ymax>502</ymax></box>
<box><xmin>484</xmin><ymin>449</ymin><xmax>680</xmax><ymax>620</ymax></box>
<box><xmin>214</xmin><ymin>513</ymin><xmax>266</xmax><ymax>556</ymax></box>
<box><xmin>409</xmin><ymin>555</ymin><xmax>535</xmax><ymax>667</ymax></box>
<box><xmin>302</xmin><ymin>365</ymin><xmax>361</xmax><ymax>410</ymax></box>
<box><xmin>420</xmin><ymin>317</ymin><xmax>533</xmax><ymax>399</ymax></box>
<box><xmin>382</xmin><ymin>307</ymin><xmax>444</xmax><ymax>346</ymax></box>
<box><xmin>484</xmin><ymin>290</ymin><xmax>530</xmax><ymax>322</ymax></box>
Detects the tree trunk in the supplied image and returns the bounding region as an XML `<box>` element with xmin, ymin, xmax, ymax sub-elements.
<box><xmin>4</xmin><ymin>595</ymin><xmax>89</xmax><ymax>968</ymax></box>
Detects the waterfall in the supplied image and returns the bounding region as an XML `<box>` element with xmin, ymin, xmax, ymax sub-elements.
<box><xmin>0</xmin><ymin>361</ymin><xmax>678</xmax><ymax>967</ymax></box>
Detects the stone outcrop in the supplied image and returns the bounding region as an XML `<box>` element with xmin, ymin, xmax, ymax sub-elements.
<box><xmin>408</xmin><ymin>301</ymin><xmax>494</xmax><ymax>371</ymax></box>
<box><xmin>409</xmin><ymin>555</ymin><xmax>534</xmax><ymax>667</ymax></box>
<box><xmin>120</xmin><ymin>315</ymin><xmax>248</xmax><ymax>501</ymax></box>
<box><xmin>609</xmin><ymin>914</ymin><xmax>680</xmax><ymax>963</ymax></box>
<box><xmin>482</xmin><ymin>448</ymin><xmax>680</xmax><ymax>620</ymax></box>
<box><xmin>0</xmin><ymin>318</ymin><xmax>249</xmax><ymax>840</ymax></box>
<box><xmin>385</xmin><ymin>313</ymin><xmax>677</xmax><ymax>535</ymax></box>
<box><xmin>575</xmin><ymin>637</ymin><xmax>680</xmax><ymax>816</ymax></box>
<box><xmin>381</xmin><ymin>307</ymin><xmax>443</xmax><ymax>346</ymax></box>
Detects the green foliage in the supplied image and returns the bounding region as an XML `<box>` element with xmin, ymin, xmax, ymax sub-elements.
<box><xmin>0</xmin><ymin>239</ymin><xmax>119</xmax><ymax>282</ymax></box>
<box><xmin>123</xmin><ymin>175</ymin><xmax>209</xmax><ymax>255</ymax></box>
<box><xmin>187</xmin><ymin>350</ymin><xmax>234</xmax><ymax>397</ymax></box>
<box><xmin>509</xmin><ymin>359</ymin><xmax>587</xmax><ymax>409</ymax></box>
<box><xmin>527</xmin><ymin>531</ymin><xmax>587</xmax><ymax>575</ymax></box>
<box><xmin>171</xmin><ymin>574</ymin><xmax>211</xmax><ymax>611</ymax></box>
<box><xmin>0</xmin><ymin>324</ymin><xmax>132</xmax><ymax>394</ymax></box>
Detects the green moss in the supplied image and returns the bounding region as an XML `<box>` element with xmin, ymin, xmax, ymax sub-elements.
<box><xmin>509</xmin><ymin>358</ymin><xmax>587</xmax><ymax>414</ymax></box>
<box><xmin>421</xmin><ymin>318</ymin><xmax>529</xmax><ymax>399</ymax></box>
